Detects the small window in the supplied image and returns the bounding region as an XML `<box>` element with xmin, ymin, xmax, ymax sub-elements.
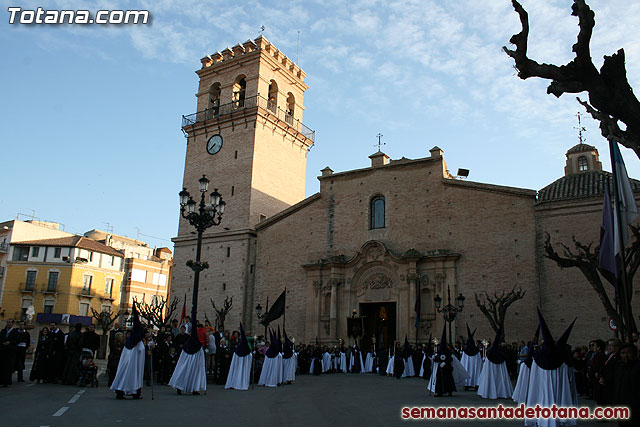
<box><xmin>105</xmin><ymin>278</ymin><xmax>114</xmax><ymax>297</ymax></box>
<box><xmin>227</xmin><ymin>247</ymin><xmax>231</xmax><ymax>257</ymax></box>
<box><xmin>32</xmin><ymin>247</ymin><xmax>40</xmax><ymax>257</ymax></box>
<box><xmin>233</xmin><ymin>75</ymin><xmax>247</xmax><ymax>109</ymax></box>
<box><xmin>44</xmin><ymin>303</ymin><xmax>54</xmax><ymax>314</ymax></box>
<box><xmin>89</xmin><ymin>252</ymin><xmax>94</xmax><ymax>262</ymax></box>
<box><xmin>47</xmin><ymin>272</ymin><xmax>59</xmax><ymax>291</ymax></box>
<box><xmin>13</xmin><ymin>247</ymin><xmax>29</xmax><ymax>261</ymax></box>
<box><xmin>26</xmin><ymin>270</ymin><xmax>37</xmax><ymax>286</ymax></box>
<box><xmin>82</xmin><ymin>275</ymin><xmax>92</xmax><ymax>291</ymax></box>
<box><xmin>79</xmin><ymin>302</ymin><xmax>90</xmax><ymax>317</ymax></box>
<box><xmin>235</xmin><ymin>150</ymin><xmax>238</xmax><ymax>159</ymax></box>
<box><xmin>231</xmin><ymin>185</ymin><xmax>235</xmax><ymax>196</ymax></box>
<box><xmin>54</xmin><ymin>247</ymin><xmax>61</xmax><ymax>258</ymax></box>
<box><xmin>222</xmin><ymin>283</ymin><xmax>226</xmax><ymax>290</ymax></box>
<box><xmin>370</xmin><ymin>196</ymin><xmax>386</xmax><ymax>229</ymax></box>
<box><xmin>106</xmin><ymin>255</ymin><xmax>113</xmax><ymax>266</ymax></box>
<box><xmin>578</xmin><ymin>156</ymin><xmax>588</xmax><ymax>171</ymax></box>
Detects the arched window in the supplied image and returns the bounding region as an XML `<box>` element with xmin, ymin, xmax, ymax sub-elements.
<box><xmin>208</xmin><ymin>83</ymin><xmax>221</xmax><ymax>117</ymax></box>
<box><xmin>233</xmin><ymin>75</ymin><xmax>246</xmax><ymax>109</ymax></box>
<box><xmin>578</xmin><ymin>156</ymin><xmax>588</xmax><ymax>171</ymax></box>
<box><xmin>286</xmin><ymin>92</ymin><xmax>295</xmax><ymax>125</ymax></box>
<box><xmin>370</xmin><ymin>196</ymin><xmax>385</xmax><ymax>229</ymax></box>
<box><xmin>268</xmin><ymin>80</ymin><xmax>278</xmax><ymax>113</ymax></box>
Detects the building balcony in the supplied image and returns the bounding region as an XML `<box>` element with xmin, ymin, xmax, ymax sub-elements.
<box><xmin>41</xmin><ymin>284</ymin><xmax>58</xmax><ymax>295</ymax></box>
<box><xmin>100</xmin><ymin>293</ymin><xmax>115</xmax><ymax>302</ymax></box>
<box><xmin>0</xmin><ymin>242</ymin><xmax>8</xmax><ymax>252</ymax></box>
<box><xmin>181</xmin><ymin>94</ymin><xmax>315</xmax><ymax>143</ymax></box>
<box><xmin>79</xmin><ymin>288</ymin><xmax>96</xmax><ymax>298</ymax></box>
<box><xmin>19</xmin><ymin>282</ymin><xmax>37</xmax><ymax>293</ymax></box>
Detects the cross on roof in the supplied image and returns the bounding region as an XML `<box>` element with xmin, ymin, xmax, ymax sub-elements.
<box><xmin>375</xmin><ymin>133</ymin><xmax>386</xmax><ymax>152</ymax></box>
<box><xmin>574</xmin><ymin>112</ymin><xmax>587</xmax><ymax>144</ymax></box>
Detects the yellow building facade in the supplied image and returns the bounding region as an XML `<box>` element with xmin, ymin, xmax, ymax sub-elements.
<box><xmin>3</xmin><ymin>236</ymin><xmax>124</xmax><ymax>326</ymax></box>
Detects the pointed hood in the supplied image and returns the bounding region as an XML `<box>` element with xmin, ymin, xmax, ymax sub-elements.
<box><xmin>556</xmin><ymin>318</ymin><xmax>577</xmax><ymax>367</ymax></box>
<box><xmin>486</xmin><ymin>323</ymin><xmax>506</xmax><ymax>364</ymax></box>
<box><xmin>234</xmin><ymin>323</ymin><xmax>251</xmax><ymax>357</ymax></box>
<box><xmin>463</xmin><ymin>323</ymin><xmax>480</xmax><ymax>356</ymax></box>
<box><xmin>436</xmin><ymin>324</ymin><xmax>450</xmax><ymax>357</ymax></box>
<box><xmin>533</xmin><ymin>308</ymin><xmax>562</xmax><ymax>370</ymax></box>
<box><xmin>403</xmin><ymin>335</ymin><xmax>411</xmax><ymax>358</ymax></box>
<box><xmin>283</xmin><ymin>328</ymin><xmax>294</xmax><ymax>359</ymax></box>
<box><xmin>265</xmin><ymin>329</ymin><xmax>279</xmax><ymax>358</ymax></box>
<box><xmin>125</xmin><ymin>303</ymin><xmax>144</xmax><ymax>350</ymax></box>
<box><xmin>182</xmin><ymin>319</ymin><xmax>202</xmax><ymax>355</ymax></box>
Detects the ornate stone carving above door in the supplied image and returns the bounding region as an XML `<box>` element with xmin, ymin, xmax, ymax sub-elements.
<box><xmin>356</xmin><ymin>264</ymin><xmax>398</xmax><ymax>301</ymax></box>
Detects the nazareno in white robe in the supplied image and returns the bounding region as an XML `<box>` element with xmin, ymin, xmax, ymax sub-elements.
<box><xmin>460</xmin><ymin>352</ymin><xmax>483</xmax><ymax>387</ymax></box>
<box><xmin>168</xmin><ymin>347</ymin><xmax>207</xmax><ymax>393</ymax></box>
<box><xmin>512</xmin><ymin>362</ymin><xmax>530</xmax><ymax>404</ymax></box>
<box><xmin>364</xmin><ymin>352</ymin><xmax>375</xmax><ymax>373</ymax></box>
<box><xmin>225</xmin><ymin>352</ymin><xmax>253</xmax><ymax>391</ymax></box>
<box><xmin>258</xmin><ymin>353</ymin><xmax>283</xmax><ymax>387</ymax></box>
<box><xmin>477</xmin><ymin>359</ymin><xmax>514</xmax><ymax>399</ymax></box>
<box><xmin>524</xmin><ymin>361</ymin><xmax>576</xmax><ymax>427</ymax></box>
<box><xmin>283</xmin><ymin>353</ymin><xmax>297</xmax><ymax>383</ymax></box>
<box><xmin>401</xmin><ymin>356</ymin><xmax>415</xmax><ymax>377</ymax></box>
<box><xmin>110</xmin><ymin>340</ymin><xmax>145</xmax><ymax>394</ymax></box>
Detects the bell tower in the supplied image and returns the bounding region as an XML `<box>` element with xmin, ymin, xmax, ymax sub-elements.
<box><xmin>172</xmin><ymin>36</ymin><xmax>314</xmax><ymax>329</ymax></box>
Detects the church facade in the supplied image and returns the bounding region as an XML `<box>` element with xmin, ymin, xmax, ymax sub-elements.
<box><xmin>172</xmin><ymin>37</ymin><xmax>639</xmax><ymax>347</ymax></box>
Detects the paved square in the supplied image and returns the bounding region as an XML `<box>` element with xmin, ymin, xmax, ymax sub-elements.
<box><xmin>0</xmin><ymin>371</ymin><xmax>611</xmax><ymax>426</ymax></box>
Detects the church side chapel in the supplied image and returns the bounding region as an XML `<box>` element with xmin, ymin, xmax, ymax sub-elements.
<box><xmin>171</xmin><ymin>36</ymin><xmax>640</xmax><ymax>348</ymax></box>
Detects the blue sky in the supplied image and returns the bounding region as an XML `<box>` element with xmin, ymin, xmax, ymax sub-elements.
<box><xmin>1</xmin><ymin>0</ymin><xmax>639</xmax><ymax>249</ymax></box>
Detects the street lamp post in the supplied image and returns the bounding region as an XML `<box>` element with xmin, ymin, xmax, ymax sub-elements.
<box><xmin>255</xmin><ymin>297</ymin><xmax>269</xmax><ymax>338</ymax></box>
<box><xmin>434</xmin><ymin>285</ymin><xmax>465</xmax><ymax>345</ymax></box>
<box><xmin>179</xmin><ymin>175</ymin><xmax>226</xmax><ymax>333</ymax></box>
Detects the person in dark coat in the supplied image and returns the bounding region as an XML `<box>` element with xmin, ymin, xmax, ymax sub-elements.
<box><xmin>588</xmin><ymin>339</ymin><xmax>607</xmax><ymax>405</ymax></box>
<box><xmin>214</xmin><ymin>339</ymin><xmax>232</xmax><ymax>384</ymax></box>
<box><xmin>599</xmin><ymin>338</ymin><xmax>622</xmax><ymax>405</ymax></box>
<box><xmin>14</xmin><ymin>321</ymin><xmax>30</xmax><ymax>382</ymax></box>
<box><xmin>30</xmin><ymin>327</ymin><xmax>53</xmax><ymax>383</ymax></box>
<box><xmin>62</xmin><ymin>323</ymin><xmax>83</xmax><ymax>385</ymax></box>
<box><xmin>49</xmin><ymin>322</ymin><xmax>66</xmax><ymax>383</ymax></box>
<box><xmin>107</xmin><ymin>332</ymin><xmax>124</xmax><ymax>387</ymax></box>
<box><xmin>0</xmin><ymin>319</ymin><xmax>19</xmax><ymax>386</ymax></box>
<box><xmin>611</xmin><ymin>344</ymin><xmax>640</xmax><ymax>427</ymax></box>
<box><xmin>393</xmin><ymin>343</ymin><xmax>404</xmax><ymax>379</ymax></box>
<box><xmin>81</xmin><ymin>324</ymin><xmax>100</xmax><ymax>356</ymax></box>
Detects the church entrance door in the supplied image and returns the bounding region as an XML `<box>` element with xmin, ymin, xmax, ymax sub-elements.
<box><xmin>359</xmin><ymin>302</ymin><xmax>396</xmax><ymax>351</ymax></box>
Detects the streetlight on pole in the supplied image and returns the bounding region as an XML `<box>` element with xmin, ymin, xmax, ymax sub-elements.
<box><xmin>434</xmin><ymin>285</ymin><xmax>465</xmax><ymax>345</ymax></box>
<box><xmin>179</xmin><ymin>175</ymin><xmax>226</xmax><ymax>335</ymax></box>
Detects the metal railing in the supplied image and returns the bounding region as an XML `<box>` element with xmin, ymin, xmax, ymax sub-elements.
<box><xmin>0</xmin><ymin>242</ymin><xmax>8</xmax><ymax>252</ymax></box>
<box><xmin>80</xmin><ymin>287</ymin><xmax>95</xmax><ymax>297</ymax></box>
<box><xmin>181</xmin><ymin>94</ymin><xmax>315</xmax><ymax>142</ymax></box>
<box><xmin>0</xmin><ymin>266</ymin><xmax>4</xmax><ymax>277</ymax></box>
<box><xmin>41</xmin><ymin>284</ymin><xmax>57</xmax><ymax>294</ymax></box>
<box><xmin>19</xmin><ymin>282</ymin><xmax>36</xmax><ymax>292</ymax></box>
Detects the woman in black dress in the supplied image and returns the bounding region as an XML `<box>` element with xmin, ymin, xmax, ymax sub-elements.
<box><xmin>30</xmin><ymin>327</ymin><xmax>52</xmax><ymax>383</ymax></box>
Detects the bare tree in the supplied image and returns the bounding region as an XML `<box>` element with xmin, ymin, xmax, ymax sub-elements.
<box><xmin>135</xmin><ymin>296</ymin><xmax>181</xmax><ymax>329</ymax></box>
<box><xmin>504</xmin><ymin>0</ymin><xmax>640</xmax><ymax>156</ymax></box>
<box><xmin>211</xmin><ymin>296</ymin><xmax>233</xmax><ymax>331</ymax></box>
<box><xmin>91</xmin><ymin>308</ymin><xmax>118</xmax><ymax>359</ymax></box>
<box><xmin>544</xmin><ymin>228</ymin><xmax>639</xmax><ymax>333</ymax></box>
<box><xmin>475</xmin><ymin>285</ymin><xmax>527</xmax><ymax>333</ymax></box>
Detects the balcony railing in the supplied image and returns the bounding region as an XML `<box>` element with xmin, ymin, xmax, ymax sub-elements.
<box><xmin>0</xmin><ymin>266</ymin><xmax>4</xmax><ymax>277</ymax></box>
<box><xmin>182</xmin><ymin>94</ymin><xmax>315</xmax><ymax>143</ymax></box>
<box><xmin>41</xmin><ymin>284</ymin><xmax>57</xmax><ymax>294</ymax></box>
<box><xmin>19</xmin><ymin>282</ymin><xmax>37</xmax><ymax>293</ymax></box>
<box><xmin>79</xmin><ymin>288</ymin><xmax>95</xmax><ymax>297</ymax></box>
<box><xmin>0</xmin><ymin>242</ymin><xmax>8</xmax><ymax>252</ymax></box>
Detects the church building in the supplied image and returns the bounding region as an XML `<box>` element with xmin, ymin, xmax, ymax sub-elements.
<box><xmin>172</xmin><ymin>37</ymin><xmax>639</xmax><ymax>347</ymax></box>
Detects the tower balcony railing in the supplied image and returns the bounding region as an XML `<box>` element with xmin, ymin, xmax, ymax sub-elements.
<box><xmin>182</xmin><ymin>94</ymin><xmax>315</xmax><ymax>143</ymax></box>
<box><xmin>0</xmin><ymin>242</ymin><xmax>8</xmax><ymax>252</ymax></box>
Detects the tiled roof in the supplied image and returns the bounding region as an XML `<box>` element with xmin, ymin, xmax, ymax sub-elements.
<box><xmin>566</xmin><ymin>143</ymin><xmax>597</xmax><ymax>154</ymax></box>
<box><xmin>537</xmin><ymin>171</ymin><xmax>640</xmax><ymax>204</ymax></box>
<box><xmin>12</xmin><ymin>236</ymin><xmax>124</xmax><ymax>258</ymax></box>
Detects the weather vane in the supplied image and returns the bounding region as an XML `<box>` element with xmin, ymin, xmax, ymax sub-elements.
<box><xmin>574</xmin><ymin>112</ymin><xmax>586</xmax><ymax>144</ymax></box>
<box><xmin>260</xmin><ymin>25</ymin><xmax>265</xmax><ymax>36</ymax></box>
<box><xmin>375</xmin><ymin>133</ymin><xmax>386</xmax><ymax>152</ymax></box>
